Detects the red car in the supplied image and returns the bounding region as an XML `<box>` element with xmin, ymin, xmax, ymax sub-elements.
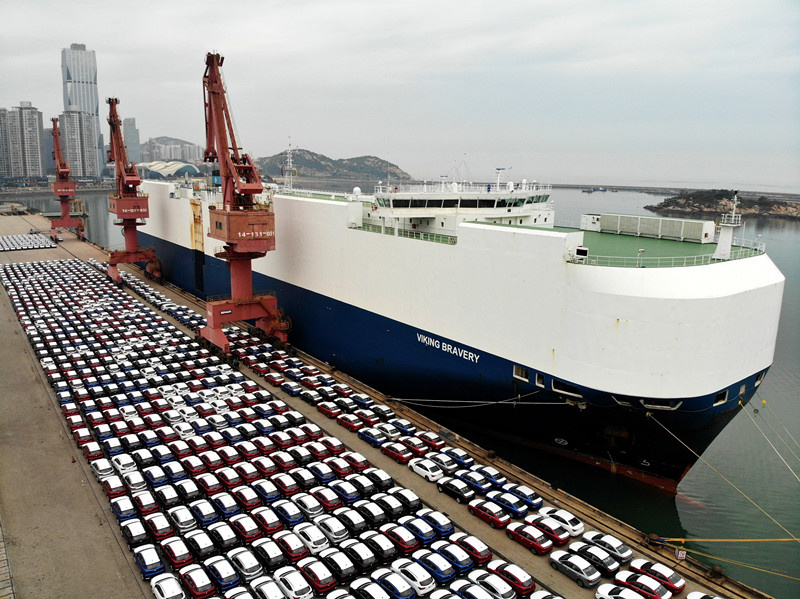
<box><xmin>179</xmin><ymin>563</ymin><xmax>216</xmax><ymax>599</ymax></box>
<box><xmin>273</xmin><ymin>531</ymin><xmax>309</xmax><ymax>562</ymax></box>
<box><xmin>229</xmin><ymin>513</ymin><xmax>263</xmax><ymax>543</ymax></box>
<box><xmin>298</xmin><ymin>557</ymin><xmax>337</xmax><ymax>594</ymax></box>
<box><xmin>340</xmin><ymin>451</ymin><xmax>370</xmax><ymax>472</ymax></box>
<box><xmin>160</xmin><ymin>536</ymin><xmax>195</xmax><ymax>569</ymax></box>
<box><xmin>156</xmin><ymin>427</ymin><xmax>181</xmax><ymax>445</ymax></box>
<box><xmin>252</xmin><ymin>363</ymin><xmax>270</xmax><ymax>375</ymax></box>
<box><xmin>354</xmin><ymin>409</ymin><xmax>381</xmax><ymax>426</ymax></box>
<box><xmin>231</xmin><ymin>485</ymin><xmax>263</xmax><ymax>511</ymax></box>
<box><xmin>487</xmin><ymin>559</ymin><xmax>537</xmax><ymax>596</ymax></box>
<box><xmin>186</xmin><ymin>436</ymin><xmax>211</xmax><ymax>455</ymax></box>
<box><xmin>267</xmin><ymin>400</ymin><xmax>290</xmax><ymax>414</ymax></box>
<box><xmin>180</xmin><ymin>456</ymin><xmax>208</xmax><ymax>477</ymax></box>
<box><xmin>252</xmin><ymin>506</ymin><xmax>284</xmax><ymax>535</ymax></box>
<box><xmin>332</xmin><ymin>384</ymin><xmax>354</xmax><ymax>397</ymax></box>
<box><xmin>269</xmin><ymin>360</ymin><xmax>289</xmax><ymax>372</ymax></box>
<box><xmin>132</xmin><ymin>490</ymin><xmax>160</xmax><ymax>516</ymax></box>
<box><xmin>271</xmin><ymin>451</ymin><xmax>298</xmax><ymax>472</ymax></box>
<box><xmin>217</xmin><ymin>446</ymin><xmax>243</xmax><ymax>466</ymax></box>
<box><xmin>285</xmin><ymin>427</ymin><xmax>310</xmax><ymax>446</ymax></box>
<box><xmin>467</xmin><ymin>499</ymin><xmax>511</xmax><ymax>529</ymax></box>
<box><xmin>271</xmin><ymin>472</ymin><xmax>301</xmax><ymax>496</ymax></box>
<box><xmin>265</xmin><ymin>373</ymin><xmax>285</xmax><ymax>387</ymax></box>
<box><xmin>397</xmin><ymin>436</ymin><xmax>429</xmax><ymax>457</ymax></box>
<box><xmin>317</xmin><ymin>402</ymin><xmax>342</xmax><ymax>419</ymax></box>
<box><xmin>216</xmin><ymin>467</ymin><xmax>244</xmax><ymax>490</ymax></box>
<box><xmin>450</xmin><ymin>532</ymin><xmax>494</xmax><ymax>564</ymax></box>
<box><xmin>299</xmin><ymin>423</ymin><xmax>323</xmax><ymax>441</ymax></box>
<box><xmin>304</xmin><ymin>441</ymin><xmax>331</xmax><ymax>461</ymax></box>
<box><xmin>232</xmin><ymin>461</ymin><xmax>262</xmax><ymax>483</ymax></box>
<box><xmin>309</xmin><ymin>486</ymin><xmax>343</xmax><ymax>511</ymax></box>
<box><xmin>101</xmin><ymin>475</ymin><xmax>127</xmax><ymax>499</ymax></box>
<box><xmin>337</xmin><ymin>414</ymin><xmax>364</xmax><ymax>432</ymax></box>
<box><xmin>379</xmin><ymin>523</ymin><xmax>420</xmax><ymax>555</ymax></box>
<box><xmin>252</xmin><ymin>436</ymin><xmax>277</xmax><ymax>456</ymax></box>
<box><xmin>524</xmin><ymin>515</ymin><xmax>570</xmax><ymax>546</ymax></box>
<box><xmin>505</xmin><ymin>522</ymin><xmax>553</xmax><ymax>555</ymax></box>
<box><xmin>234</xmin><ymin>441</ymin><xmax>261</xmax><ymax>461</ymax></box>
<box><xmin>202</xmin><ymin>431</ymin><xmax>227</xmax><ymax>449</ymax></box>
<box><xmin>381</xmin><ymin>442</ymin><xmax>414</xmax><ymax>464</ymax></box>
<box><xmin>300</xmin><ymin>376</ymin><xmax>322</xmax><ymax>389</ymax></box>
<box><xmin>143</xmin><ymin>512</ymin><xmax>175</xmax><ymax>542</ymax></box>
<box><xmin>630</xmin><ymin>559</ymin><xmax>686</xmax><ymax>594</ymax></box>
<box><xmin>199</xmin><ymin>450</ymin><xmax>224</xmax><ymax>471</ymax></box>
<box><xmin>251</xmin><ymin>456</ymin><xmax>279</xmax><ymax>477</ymax></box>
<box><xmin>319</xmin><ymin>436</ymin><xmax>345</xmax><ymax>456</ymax></box>
<box><xmin>415</xmin><ymin>431</ymin><xmax>446</xmax><ymax>451</ymax></box>
<box><xmin>195</xmin><ymin>472</ymin><xmax>224</xmax><ymax>496</ymax></box>
<box><xmin>323</xmin><ymin>457</ymin><xmax>354</xmax><ymax>478</ymax></box>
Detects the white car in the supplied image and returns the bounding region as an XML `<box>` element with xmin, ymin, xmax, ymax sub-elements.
<box><xmin>539</xmin><ymin>507</ymin><xmax>584</xmax><ymax>536</ymax></box>
<box><xmin>294</xmin><ymin>522</ymin><xmax>331</xmax><ymax>554</ymax></box>
<box><xmin>274</xmin><ymin>565</ymin><xmax>314</xmax><ymax>599</ymax></box>
<box><xmin>111</xmin><ymin>453</ymin><xmax>137</xmax><ymax>475</ymax></box>
<box><xmin>227</xmin><ymin>546</ymin><xmax>265</xmax><ymax>583</ymax></box>
<box><xmin>595</xmin><ymin>583</ymin><xmax>642</xmax><ymax>599</ymax></box>
<box><xmin>90</xmin><ymin>457</ymin><xmax>114</xmax><ymax>480</ymax></box>
<box><xmin>150</xmin><ymin>573</ymin><xmax>186</xmax><ymax>599</ymax></box>
<box><xmin>408</xmin><ymin>458</ymin><xmax>444</xmax><ymax>482</ymax></box>
<box><xmin>466</xmin><ymin>569</ymin><xmax>516</xmax><ymax>599</ymax></box>
<box><xmin>251</xmin><ymin>575</ymin><xmax>286</xmax><ymax>599</ymax></box>
<box><xmin>391</xmin><ymin>557</ymin><xmax>437</xmax><ymax>595</ymax></box>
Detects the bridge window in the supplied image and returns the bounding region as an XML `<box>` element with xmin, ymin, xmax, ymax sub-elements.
<box><xmin>460</xmin><ymin>199</ymin><xmax>478</xmax><ymax>208</ymax></box>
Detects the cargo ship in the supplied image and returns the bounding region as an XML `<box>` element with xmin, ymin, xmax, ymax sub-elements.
<box><xmin>137</xmin><ymin>172</ymin><xmax>785</xmax><ymax>491</ymax></box>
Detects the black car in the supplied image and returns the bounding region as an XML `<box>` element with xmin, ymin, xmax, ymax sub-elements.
<box><xmin>436</xmin><ymin>476</ymin><xmax>477</xmax><ymax>504</ymax></box>
<box><xmin>568</xmin><ymin>541</ymin><xmax>621</xmax><ymax>578</ymax></box>
<box><xmin>340</xmin><ymin>539</ymin><xmax>379</xmax><ymax>571</ymax></box>
<box><xmin>388</xmin><ymin>487</ymin><xmax>422</xmax><ymax>513</ymax></box>
<box><xmin>185</xmin><ymin>529</ymin><xmax>218</xmax><ymax>560</ymax></box>
<box><xmin>120</xmin><ymin>518</ymin><xmax>149</xmax><ymax>549</ymax></box>
<box><xmin>319</xmin><ymin>547</ymin><xmax>358</xmax><ymax>583</ymax></box>
<box><xmin>353</xmin><ymin>500</ymin><xmax>389</xmax><ymax>529</ymax></box>
<box><xmin>362</xmin><ymin>468</ymin><xmax>394</xmax><ymax>493</ymax></box>
<box><xmin>251</xmin><ymin>538</ymin><xmax>288</xmax><ymax>571</ymax></box>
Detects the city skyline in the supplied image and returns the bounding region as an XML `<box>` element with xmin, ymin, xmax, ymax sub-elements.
<box><xmin>0</xmin><ymin>1</ymin><xmax>797</xmax><ymax>192</ymax></box>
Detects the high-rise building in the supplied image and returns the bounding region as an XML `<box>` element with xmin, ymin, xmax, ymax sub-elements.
<box><xmin>122</xmin><ymin>118</ymin><xmax>141</xmax><ymax>163</ymax></box>
<box><xmin>0</xmin><ymin>108</ymin><xmax>10</xmax><ymax>178</ymax></box>
<box><xmin>61</xmin><ymin>43</ymin><xmax>104</xmax><ymax>171</ymax></box>
<box><xmin>43</xmin><ymin>126</ymin><xmax>56</xmax><ymax>176</ymax></box>
<box><xmin>59</xmin><ymin>107</ymin><xmax>99</xmax><ymax>177</ymax></box>
<box><xmin>2</xmin><ymin>101</ymin><xmax>46</xmax><ymax>178</ymax></box>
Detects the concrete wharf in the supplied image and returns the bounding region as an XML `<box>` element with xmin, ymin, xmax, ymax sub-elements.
<box><xmin>0</xmin><ymin>214</ymin><xmax>770</xmax><ymax>599</ymax></box>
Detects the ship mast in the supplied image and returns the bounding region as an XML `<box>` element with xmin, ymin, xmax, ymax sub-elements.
<box><xmin>712</xmin><ymin>191</ymin><xmax>743</xmax><ymax>260</ymax></box>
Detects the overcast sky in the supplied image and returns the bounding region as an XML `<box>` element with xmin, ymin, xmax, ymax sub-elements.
<box><xmin>1</xmin><ymin>0</ymin><xmax>798</xmax><ymax>191</ymax></box>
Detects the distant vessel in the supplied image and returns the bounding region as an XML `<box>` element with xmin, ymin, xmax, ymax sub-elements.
<box><xmin>138</xmin><ymin>173</ymin><xmax>784</xmax><ymax>491</ymax></box>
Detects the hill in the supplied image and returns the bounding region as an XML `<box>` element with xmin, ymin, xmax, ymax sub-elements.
<box><xmin>255</xmin><ymin>149</ymin><xmax>413</xmax><ymax>180</ymax></box>
<box><xmin>645</xmin><ymin>189</ymin><xmax>800</xmax><ymax>219</ymax></box>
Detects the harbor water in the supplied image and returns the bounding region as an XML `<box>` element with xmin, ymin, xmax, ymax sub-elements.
<box><xmin>16</xmin><ymin>185</ymin><xmax>800</xmax><ymax>598</ymax></box>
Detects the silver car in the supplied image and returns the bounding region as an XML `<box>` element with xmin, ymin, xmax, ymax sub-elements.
<box><xmin>549</xmin><ymin>550</ymin><xmax>601</xmax><ymax>588</ymax></box>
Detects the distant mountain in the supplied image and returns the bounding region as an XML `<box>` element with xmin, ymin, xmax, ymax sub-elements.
<box><xmin>255</xmin><ymin>149</ymin><xmax>412</xmax><ymax>180</ymax></box>
<box><xmin>148</xmin><ymin>136</ymin><xmax>198</xmax><ymax>147</ymax></box>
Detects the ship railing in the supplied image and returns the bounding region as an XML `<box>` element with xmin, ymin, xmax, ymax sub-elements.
<box><xmin>353</xmin><ymin>223</ymin><xmax>457</xmax><ymax>245</ymax></box>
<box><xmin>374</xmin><ymin>182</ymin><xmax>553</xmax><ymax>194</ymax></box>
<box><xmin>280</xmin><ymin>189</ymin><xmax>351</xmax><ymax>201</ymax></box>
<box><xmin>570</xmin><ymin>243</ymin><xmax>765</xmax><ymax>268</ymax></box>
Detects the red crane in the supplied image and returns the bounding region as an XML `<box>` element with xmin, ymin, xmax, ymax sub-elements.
<box><xmin>198</xmin><ymin>52</ymin><xmax>289</xmax><ymax>354</ymax></box>
<box><xmin>49</xmin><ymin>117</ymin><xmax>85</xmax><ymax>240</ymax></box>
<box><xmin>105</xmin><ymin>97</ymin><xmax>161</xmax><ymax>283</ymax></box>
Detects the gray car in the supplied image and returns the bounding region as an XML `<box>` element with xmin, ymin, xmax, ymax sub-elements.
<box><xmin>548</xmin><ymin>550</ymin><xmax>601</xmax><ymax>588</ymax></box>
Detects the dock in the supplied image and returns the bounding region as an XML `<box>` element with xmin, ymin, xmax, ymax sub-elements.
<box><xmin>0</xmin><ymin>213</ymin><xmax>771</xmax><ymax>599</ymax></box>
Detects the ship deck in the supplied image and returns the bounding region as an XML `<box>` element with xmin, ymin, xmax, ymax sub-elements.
<box><xmin>0</xmin><ymin>214</ymin><xmax>770</xmax><ymax>599</ymax></box>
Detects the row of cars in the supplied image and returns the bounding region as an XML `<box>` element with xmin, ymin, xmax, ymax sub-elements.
<box><xmin>2</xmin><ymin>259</ymin><xmax>542</xmax><ymax>599</ymax></box>
<box><xmin>95</xmin><ymin>261</ymin><xmax>716</xmax><ymax>599</ymax></box>
<box><xmin>0</xmin><ymin>232</ymin><xmax>56</xmax><ymax>251</ymax></box>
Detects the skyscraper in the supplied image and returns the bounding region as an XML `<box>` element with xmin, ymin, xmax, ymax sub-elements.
<box><xmin>0</xmin><ymin>108</ymin><xmax>10</xmax><ymax>178</ymax></box>
<box><xmin>122</xmin><ymin>118</ymin><xmax>141</xmax><ymax>164</ymax></box>
<box><xmin>2</xmin><ymin>101</ymin><xmax>46</xmax><ymax>178</ymax></box>
<box><xmin>61</xmin><ymin>43</ymin><xmax>104</xmax><ymax>172</ymax></box>
<box><xmin>59</xmin><ymin>107</ymin><xmax>99</xmax><ymax>177</ymax></box>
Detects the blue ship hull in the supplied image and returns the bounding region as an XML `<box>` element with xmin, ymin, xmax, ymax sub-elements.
<box><xmin>139</xmin><ymin>231</ymin><xmax>763</xmax><ymax>490</ymax></box>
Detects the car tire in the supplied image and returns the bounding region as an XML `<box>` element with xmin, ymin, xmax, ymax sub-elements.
<box><xmin>396</xmin><ymin>458</ymin><xmax>402</xmax><ymax>464</ymax></box>
<box><xmin>455</xmin><ymin>496</ymin><xmax>462</xmax><ymax>504</ymax></box>
<box><xmin>489</xmin><ymin>521</ymin><xmax>496</xmax><ymax>528</ymax></box>
<box><xmin>550</xmin><ymin>562</ymin><xmax>558</xmax><ymax>570</ymax></box>
<box><xmin>577</xmin><ymin>580</ymin><xmax>584</xmax><ymax>588</ymax></box>
<box><xmin>507</xmin><ymin>532</ymin><xmax>514</xmax><ymax>539</ymax></box>
<box><xmin>468</xmin><ymin>508</ymin><xmax>475</xmax><ymax>515</ymax></box>
<box><xmin>437</xmin><ymin>486</ymin><xmax>443</xmax><ymax>493</ymax></box>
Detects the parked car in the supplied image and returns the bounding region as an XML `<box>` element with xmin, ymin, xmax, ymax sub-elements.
<box><xmin>549</xmin><ymin>550</ymin><xmax>601</xmax><ymax>588</ymax></box>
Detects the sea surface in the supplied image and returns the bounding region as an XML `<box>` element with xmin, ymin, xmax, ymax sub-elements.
<box><xmin>20</xmin><ymin>185</ymin><xmax>800</xmax><ymax>598</ymax></box>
